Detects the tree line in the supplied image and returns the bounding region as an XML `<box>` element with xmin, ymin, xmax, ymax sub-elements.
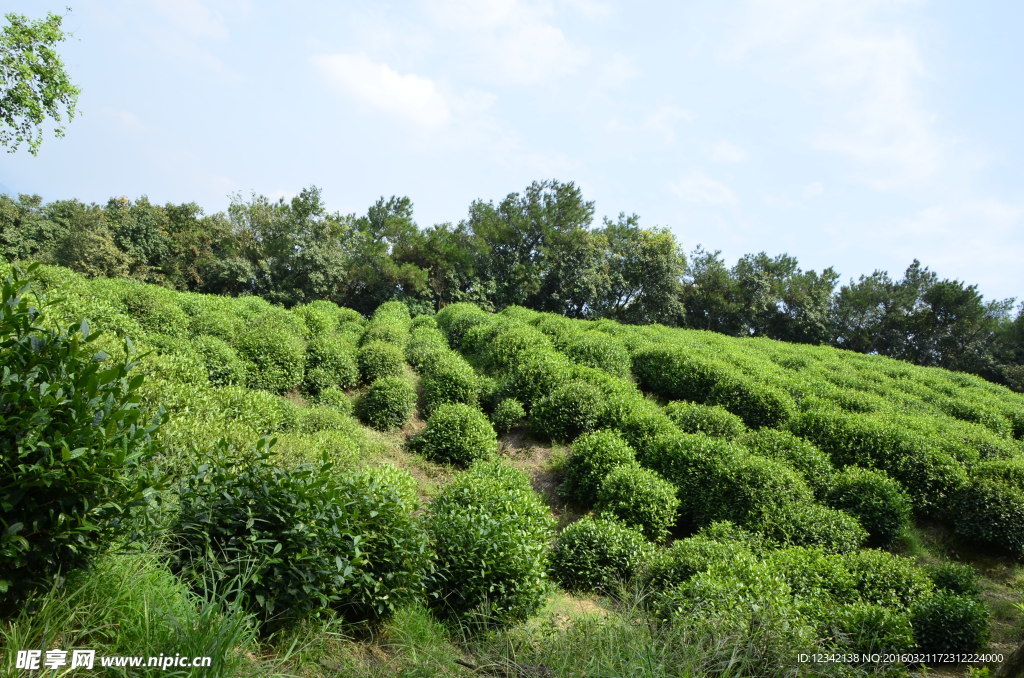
<box><xmin>1</xmin><ymin>179</ymin><xmax>1021</xmax><ymax>390</ymax></box>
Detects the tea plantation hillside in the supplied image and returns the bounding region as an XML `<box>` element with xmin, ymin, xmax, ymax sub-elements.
<box><xmin>2</xmin><ymin>260</ymin><xmax>1024</xmax><ymax>677</ymax></box>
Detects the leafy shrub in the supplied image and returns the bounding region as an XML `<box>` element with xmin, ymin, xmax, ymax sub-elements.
<box><xmin>600</xmin><ymin>395</ymin><xmax>678</xmax><ymax>451</ymax></box>
<box><xmin>561</xmin><ymin>332</ymin><xmax>631</xmax><ymax>378</ymax></box>
<box><xmin>643</xmin><ymin>536</ymin><xmax>758</xmax><ymax>594</ymax></box>
<box><xmin>303</xmin><ymin>335</ymin><xmax>359</xmax><ymax>394</ymax></box>
<box><xmin>297</xmin><ymin>405</ymin><xmax>351</xmax><ymax>433</ymax></box>
<box><xmin>170</xmin><ymin>440</ymin><xmax>429</xmax><ymax>631</ymax></box>
<box><xmin>361</xmin><ymin>322</ymin><xmax>407</xmax><ymax>348</ymax></box>
<box><xmin>550</xmin><ymin>517</ymin><xmax>651</xmax><ymax>593</ymax></box>
<box><xmin>372</xmin><ymin>300</ymin><xmax>412</xmax><ymax>324</ymax></box>
<box><xmin>356</xmin><ymin>376</ymin><xmax>416</xmax><ymax>431</ymax></box>
<box><xmin>828</xmin><ymin>602</ymin><xmax>915</xmax><ymax>655</ymax></box>
<box><xmin>435</xmin><ymin>303</ymin><xmax>490</xmax><ymax>349</ymax></box>
<box><xmin>194</xmin><ymin>334</ymin><xmax>247</xmax><ymax>386</ymax></box>
<box><xmin>491</xmin><ymin>398</ymin><xmax>526</xmax><ymax>434</ymax></box>
<box><xmin>889</xmin><ymin>447</ymin><xmax>968</xmax><ymax>519</ymax></box>
<box><xmin>910</xmin><ymin>592</ymin><xmax>990</xmax><ymax>653</ymax></box>
<box><xmin>504</xmin><ymin>348</ymin><xmax>574</xmax><ymax>409</ymax></box>
<box><xmin>632</xmin><ymin>346</ymin><xmax>731</xmax><ymax>402</ymax></box>
<box><xmin>210</xmin><ymin>386</ymin><xmax>300</xmax><ymax>435</ymax></box>
<box><xmin>664</xmin><ymin>401</ymin><xmax>746</xmax><ymax>439</ymax></box>
<box><xmin>292</xmin><ymin>300</ymin><xmax>344</xmax><ymax>337</ymax></box>
<box><xmin>639</xmin><ymin>432</ymin><xmax>737</xmax><ymax>525</ymax></box>
<box><xmin>765</xmin><ymin>546</ymin><xmax>858</xmax><ymax>602</ymax></box>
<box><xmin>234</xmin><ymin>313</ymin><xmax>306</xmax><ymax>393</ymax></box>
<box><xmin>314</xmin><ymin>386</ymin><xmax>352</xmax><ymax>415</ymax></box>
<box><xmin>841</xmin><ymin>549</ymin><xmax>933</xmax><ymax>609</ymax></box>
<box><xmin>973</xmin><ymin>458</ymin><xmax>1024</xmax><ymax>490</ymax></box>
<box><xmin>406</xmin><ymin>326</ymin><xmax>447</xmax><ymax>367</ymax></box>
<box><xmin>952</xmin><ymin>477</ymin><xmax>1024</xmax><ymax>556</ymax></box>
<box><xmin>412</xmin><ymin>403</ymin><xmax>497</xmax><ymax>466</ymax></box>
<box><xmin>925</xmin><ymin>562</ymin><xmax>980</xmax><ymax>597</ymax></box>
<box><xmin>595</xmin><ymin>464</ymin><xmax>679</xmax><ymax>542</ymax></box>
<box><xmin>482</xmin><ymin>322</ymin><xmax>553</xmax><ymax>371</ymax></box>
<box><xmin>530</xmin><ymin>380</ymin><xmax>607</xmax><ymax>442</ymax></box>
<box><xmin>420</xmin><ymin>352</ymin><xmax>480</xmax><ymax>413</ymax></box>
<box><xmin>757</xmin><ymin>503</ymin><xmax>868</xmax><ymax>554</ymax></box>
<box><xmin>115</xmin><ymin>283</ymin><xmax>190</xmax><ymax>338</ymax></box>
<box><xmin>189</xmin><ymin>307</ymin><xmax>241</xmax><ymax>342</ymax></box>
<box><xmin>357</xmin><ymin>340</ymin><xmax>406</xmax><ymax>384</ymax></box>
<box><xmin>427</xmin><ymin>460</ymin><xmax>555</xmax><ymax>625</ymax></box>
<box><xmin>0</xmin><ymin>269</ymin><xmax>161</xmax><ymax>611</ymax></box>
<box><xmin>560</xmin><ymin>430</ymin><xmax>637</xmax><ymax>506</ymax></box>
<box><xmin>707</xmin><ymin>454</ymin><xmax>814</xmax><ymax>528</ymax></box>
<box><xmin>709</xmin><ymin>375</ymin><xmax>796</xmax><ymax>429</ymax></box>
<box><xmin>826</xmin><ymin>467</ymin><xmax>911</xmax><ymax>547</ymax></box>
<box><xmin>738</xmin><ymin>428</ymin><xmax>835</xmax><ymax>498</ymax></box>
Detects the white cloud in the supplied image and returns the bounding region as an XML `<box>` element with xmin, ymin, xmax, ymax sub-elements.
<box><xmin>725</xmin><ymin>0</ymin><xmax>942</xmax><ymax>189</ymax></box>
<box><xmin>149</xmin><ymin>0</ymin><xmax>228</xmax><ymax>40</ymax></box>
<box><xmin>560</xmin><ymin>0</ymin><xmax>614</xmax><ymax>20</ymax></box>
<box><xmin>424</xmin><ymin>0</ymin><xmax>589</xmax><ymax>85</ymax></box>
<box><xmin>803</xmin><ymin>181</ymin><xmax>825</xmax><ymax>197</ymax></box>
<box><xmin>312</xmin><ymin>53</ymin><xmax>452</xmax><ymax>128</ymax></box>
<box><xmin>671</xmin><ymin>171</ymin><xmax>738</xmax><ymax>206</ymax></box>
<box><xmin>605</xmin><ymin>105</ymin><xmax>693</xmax><ymax>143</ymax></box>
<box><xmin>104</xmin><ymin>109</ymin><xmax>144</xmax><ymax>132</ymax></box>
<box><xmin>710</xmin><ymin>140</ymin><xmax>748</xmax><ymax>164</ymax></box>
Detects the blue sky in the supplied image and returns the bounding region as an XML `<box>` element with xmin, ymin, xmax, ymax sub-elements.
<box><xmin>2</xmin><ymin>0</ymin><xmax>1022</xmax><ymax>301</ymax></box>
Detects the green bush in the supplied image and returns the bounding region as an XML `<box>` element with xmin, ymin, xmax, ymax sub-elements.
<box><xmin>826</xmin><ymin>466</ymin><xmax>911</xmax><ymax>548</ymax></box>
<box><xmin>664</xmin><ymin>401</ymin><xmax>746</xmax><ymax>439</ymax></box>
<box><xmin>560</xmin><ymin>430</ymin><xmax>637</xmax><ymax>506</ymax></box>
<box><xmin>193</xmin><ymin>334</ymin><xmax>247</xmax><ymax>386</ymax></box>
<box><xmin>189</xmin><ymin>306</ymin><xmax>241</xmax><ymax>342</ymax></box>
<box><xmin>600</xmin><ymin>395</ymin><xmax>678</xmax><ymax>451</ymax></box>
<box><xmin>427</xmin><ymin>460</ymin><xmax>555</xmax><ymax>625</ymax></box>
<box><xmin>357</xmin><ymin>340</ymin><xmax>406</xmax><ymax>384</ymax></box>
<box><xmin>209</xmin><ymin>386</ymin><xmax>300</xmax><ymax>435</ymax></box>
<box><xmin>708</xmin><ymin>374</ymin><xmax>795</xmax><ymax>430</ymax></box>
<box><xmin>632</xmin><ymin>346</ymin><xmax>731</xmax><ymax>402</ymax></box>
<box><xmin>530</xmin><ymin>380</ymin><xmax>606</xmax><ymax>442</ymax></box>
<box><xmin>925</xmin><ymin>562</ymin><xmax>980</xmax><ymax>597</ymax></box>
<box><xmin>356</xmin><ymin>376</ymin><xmax>416</xmax><ymax>431</ymax></box>
<box><xmin>757</xmin><ymin>503</ymin><xmax>868</xmax><ymax>554</ymax></box>
<box><xmin>639</xmin><ymin>432</ymin><xmax>737</xmax><ymax>526</ymax></box>
<box><xmin>643</xmin><ymin>537</ymin><xmax>758</xmax><ymax>596</ymax></box>
<box><xmin>303</xmin><ymin>335</ymin><xmax>359</xmax><ymax>394</ymax></box>
<box><xmin>503</xmin><ymin>348</ymin><xmax>574</xmax><ymax>409</ymax></box>
<box><xmin>170</xmin><ymin>440</ymin><xmax>429</xmax><ymax>631</ymax></box>
<box><xmin>828</xmin><ymin>602</ymin><xmax>915</xmax><ymax>655</ymax></box>
<box><xmin>406</xmin><ymin>326</ymin><xmax>447</xmax><ymax>367</ymax></box>
<box><xmin>116</xmin><ymin>283</ymin><xmax>190</xmax><ymax>338</ymax></box>
<box><xmin>549</xmin><ymin>517</ymin><xmax>651</xmax><ymax>593</ymax></box>
<box><xmin>561</xmin><ymin>332</ymin><xmax>631</xmax><ymax>378</ymax></box>
<box><xmin>292</xmin><ymin>300</ymin><xmax>344</xmax><ymax>337</ymax></box>
<box><xmin>234</xmin><ymin>313</ymin><xmax>306</xmax><ymax>393</ymax></box>
<box><xmin>738</xmin><ymin>428</ymin><xmax>835</xmax><ymax>498</ymax></box>
<box><xmin>973</xmin><ymin>458</ymin><xmax>1024</xmax><ymax>490</ymax></box>
<box><xmin>595</xmin><ymin>464</ymin><xmax>679</xmax><ymax>542</ymax></box>
<box><xmin>314</xmin><ymin>386</ymin><xmax>352</xmax><ymax>415</ymax></box>
<box><xmin>483</xmin><ymin>322</ymin><xmax>553</xmax><ymax>371</ymax></box>
<box><xmin>841</xmin><ymin>549</ymin><xmax>933</xmax><ymax>609</ymax></box>
<box><xmin>910</xmin><ymin>592</ymin><xmax>990</xmax><ymax>654</ymax></box>
<box><xmin>297</xmin><ymin>405</ymin><xmax>351</xmax><ymax>433</ymax></box>
<box><xmin>361</xmin><ymin>322</ymin><xmax>407</xmax><ymax>348</ymax></box>
<box><xmin>0</xmin><ymin>269</ymin><xmax>161</xmax><ymax>611</ymax></box>
<box><xmin>435</xmin><ymin>303</ymin><xmax>490</xmax><ymax>349</ymax></box>
<box><xmin>413</xmin><ymin>403</ymin><xmax>497</xmax><ymax>466</ymax></box>
<box><xmin>420</xmin><ymin>352</ymin><xmax>480</xmax><ymax>413</ymax></box>
<box><xmin>952</xmin><ymin>477</ymin><xmax>1024</xmax><ymax>556</ymax></box>
<box><xmin>491</xmin><ymin>398</ymin><xmax>526</xmax><ymax>434</ymax></box>
<box><xmin>707</xmin><ymin>454</ymin><xmax>814</xmax><ymax>528</ymax></box>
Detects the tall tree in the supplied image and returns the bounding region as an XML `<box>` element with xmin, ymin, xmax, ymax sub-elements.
<box><xmin>1</xmin><ymin>10</ymin><xmax>80</xmax><ymax>155</ymax></box>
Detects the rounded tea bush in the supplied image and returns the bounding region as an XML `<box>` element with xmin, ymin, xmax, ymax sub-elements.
<box><xmin>170</xmin><ymin>440</ymin><xmax>430</xmax><ymax>632</ymax></box>
<box><xmin>193</xmin><ymin>334</ymin><xmax>247</xmax><ymax>386</ymax></box>
<box><xmin>357</xmin><ymin>340</ymin><xmax>406</xmax><ymax>384</ymax></box>
<box><xmin>550</xmin><ymin>517</ymin><xmax>651</xmax><ymax>593</ymax></box>
<box><xmin>504</xmin><ymin>348</ymin><xmax>574</xmax><ymax>409</ymax></box>
<box><xmin>665</xmin><ymin>400</ymin><xmax>746</xmax><ymax>439</ymax></box>
<box><xmin>708</xmin><ymin>374</ymin><xmax>795</xmax><ymax>430</ymax></box>
<box><xmin>706</xmin><ymin>454</ymin><xmax>814</xmax><ymax>528</ymax></box>
<box><xmin>757</xmin><ymin>503</ymin><xmax>868</xmax><ymax>554</ymax></box>
<box><xmin>952</xmin><ymin>477</ymin><xmax>1024</xmax><ymax>556</ymax></box>
<box><xmin>530</xmin><ymin>380</ymin><xmax>606</xmax><ymax>442</ymax></box>
<box><xmin>356</xmin><ymin>376</ymin><xmax>416</xmax><ymax>431</ymax></box>
<box><xmin>561</xmin><ymin>331</ymin><xmax>631</xmax><ymax>378</ymax></box>
<box><xmin>632</xmin><ymin>346</ymin><xmax>731</xmax><ymax>402</ymax></box>
<box><xmin>926</xmin><ymin>562</ymin><xmax>980</xmax><ymax>597</ymax></box>
<box><xmin>420</xmin><ymin>352</ymin><xmax>480</xmax><ymax>414</ymax></box>
<box><xmin>642</xmin><ymin>536</ymin><xmax>758</xmax><ymax>595</ymax></box>
<box><xmin>595</xmin><ymin>464</ymin><xmax>680</xmax><ymax>542</ymax></box>
<box><xmin>826</xmin><ymin>466</ymin><xmax>911</xmax><ymax>548</ymax></box>
<box><xmin>235</xmin><ymin>314</ymin><xmax>306</xmax><ymax>393</ymax></box>
<box><xmin>426</xmin><ymin>460</ymin><xmax>555</xmax><ymax>626</ymax></box>
<box><xmin>435</xmin><ymin>302</ymin><xmax>491</xmax><ymax>349</ymax></box>
<box><xmin>303</xmin><ymin>334</ymin><xmax>359</xmax><ymax>394</ymax></box>
<box><xmin>360</xmin><ymin>322</ymin><xmax>407</xmax><ymax>348</ymax></box>
<box><xmin>559</xmin><ymin>429</ymin><xmax>637</xmax><ymax>506</ymax></box>
<box><xmin>413</xmin><ymin>403</ymin><xmax>497</xmax><ymax>466</ymax></box>
<box><xmin>315</xmin><ymin>386</ymin><xmax>352</xmax><ymax>415</ymax></box>
<box><xmin>829</xmin><ymin>602</ymin><xmax>915</xmax><ymax>655</ymax></box>
<box><xmin>738</xmin><ymin>428</ymin><xmax>835</xmax><ymax>498</ymax></box>
<box><xmin>491</xmin><ymin>398</ymin><xmax>526</xmax><ymax>434</ymax></box>
<box><xmin>910</xmin><ymin>592</ymin><xmax>990</xmax><ymax>654</ymax></box>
